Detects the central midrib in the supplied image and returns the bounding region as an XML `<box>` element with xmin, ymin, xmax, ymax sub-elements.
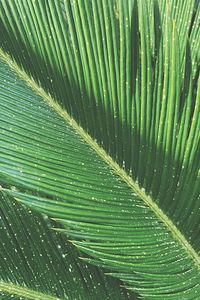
<box><xmin>0</xmin><ymin>49</ymin><xmax>199</xmax><ymax>273</ymax></box>
<box><xmin>0</xmin><ymin>281</ymin><xmax>61</xmax><ymax>300</ymax></box>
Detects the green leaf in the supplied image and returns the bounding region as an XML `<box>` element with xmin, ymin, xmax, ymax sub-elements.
<box><xmin>0</xmin><ymin>191</ymin><xmax>131</xmax><ymax>300</ymax></box>
<box><xmin>0</xmin><ymin>50</ymin><xmax>199</xmax><ymax>298</ymax></box>
<box><xmin>0</xmin><ymin>0</ymin><xmax>199</xmax><ymax>299</ymax></box>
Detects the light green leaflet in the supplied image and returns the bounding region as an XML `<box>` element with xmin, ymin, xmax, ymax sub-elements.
<box><xmin>0</xmin><ymin>0</ymin><xmax>200</xmax><ymax>299</ymax></box>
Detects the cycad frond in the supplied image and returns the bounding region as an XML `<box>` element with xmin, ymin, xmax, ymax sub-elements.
<box><xmin>0</xmin><ymin>0</ymin><xmax>199</xmax><ymax>299</ymax></box>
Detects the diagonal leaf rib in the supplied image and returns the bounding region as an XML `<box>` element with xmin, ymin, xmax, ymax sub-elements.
<box><xmin>0</xmin><ymin>282</ymin><xmax>61</xmax><ymax>300</ymax></box>
<box><xmin>0</xmin><ymin>47</ymin><xmax>199</xmax><ymax>274</ymax></box>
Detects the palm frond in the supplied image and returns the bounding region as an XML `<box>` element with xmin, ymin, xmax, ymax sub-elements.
<box><xmin>0</xmin><ymin>0</ymin><xmax>199</xmax><ymax>299</ymax></box>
